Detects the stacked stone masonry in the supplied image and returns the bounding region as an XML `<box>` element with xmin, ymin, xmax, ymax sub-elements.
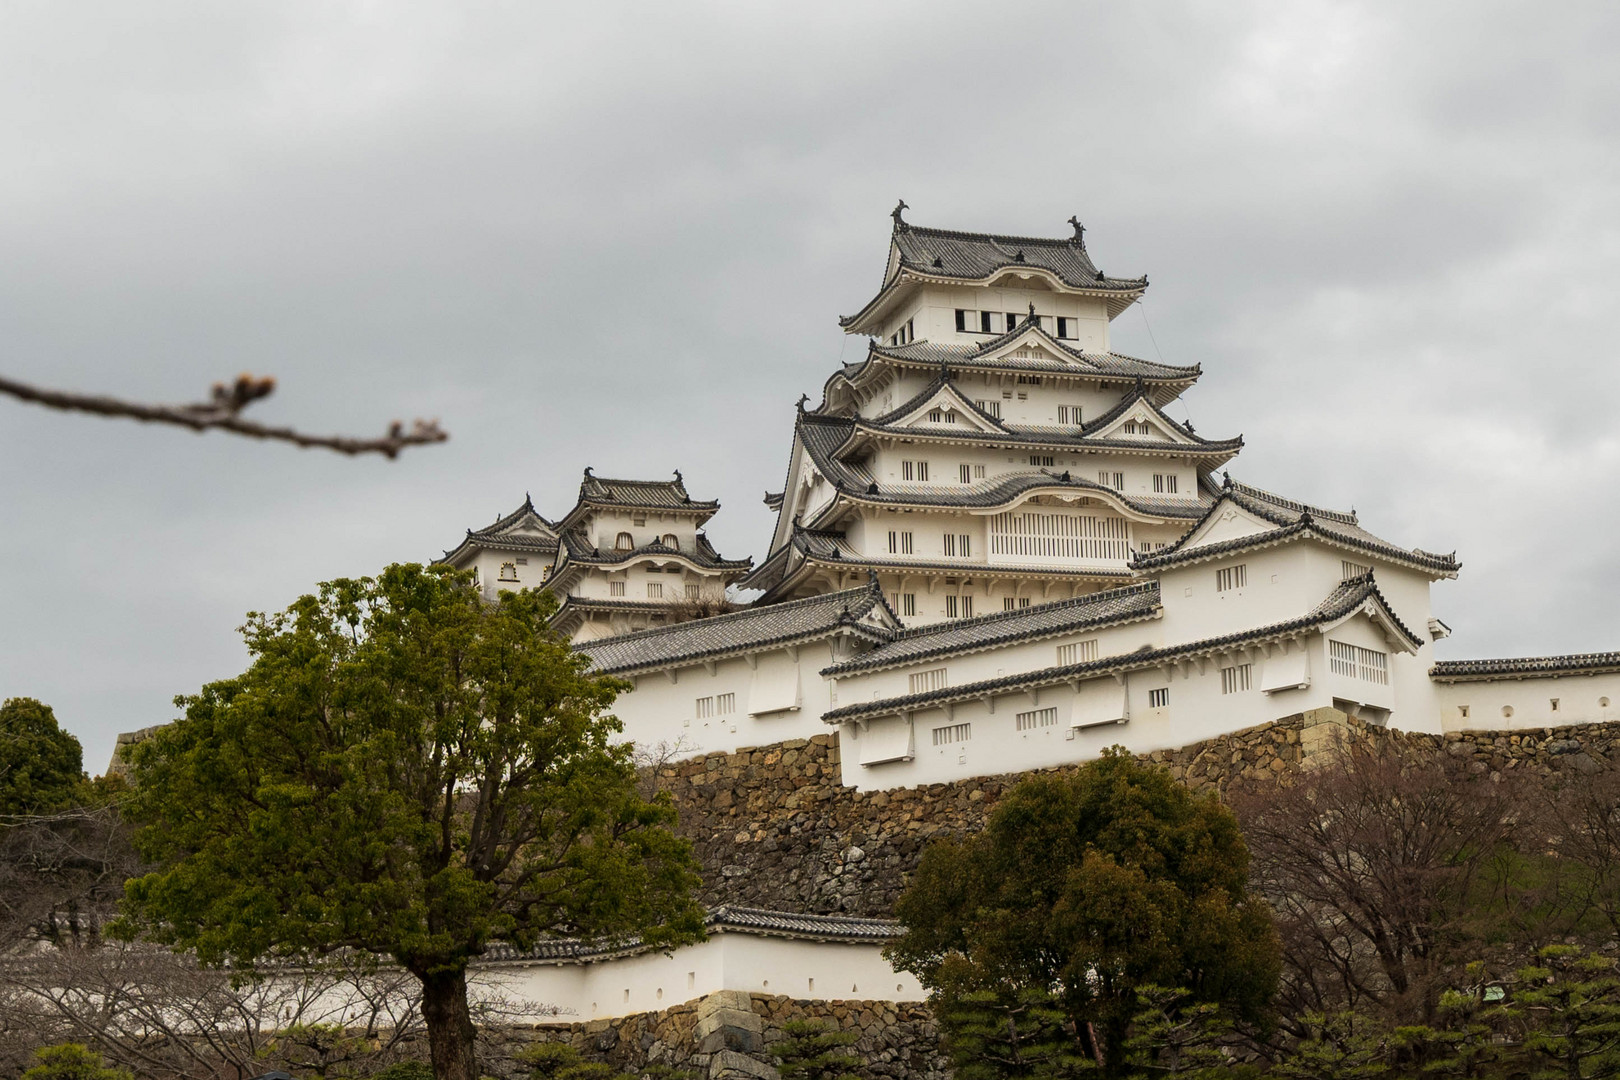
<box><xmin>475</xmin><ymin>990</ymin><xmax>947</xmax><ymax>1080</ymax></box>
<box><xmin>660</xmin><ymin>710</ymin><xmax>1620</xmax><ymax>917</ymax></box>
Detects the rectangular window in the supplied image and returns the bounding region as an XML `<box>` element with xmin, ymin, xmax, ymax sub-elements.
<box><xmin>1016</xmin><ymin>375</ymin><xmax>1042</xmax><ymax>385</ymax></box>
<box><xmin>1329</xmin><ymin>641</ymin><xmax>1390</xmax><ymax>684</ymax></box>
<box><xmin>1002</xmin><ymin>390</ymin><xmax>1013</xmax><ymax>400</ymax></box>
<box><xmin>960</xmin><ymin>464</ymin><xmax>972</xmax><ymax>484</ymax></box>
<box><xmin>695</xmin><ymin>696</ymin><xmax>714</xmax><ymax>719</ymax></box>
<box><xmin>899</xmin><ymin>593</ymin><xmax>917</xmax><ymax>617</ymax></box>
<box><xmin>902</xmin><ymin>461</ymin><xmax>914</xmax><ymax>481</ymax></box>
<box><xmin>1097</xmin><ymin>470</ymin><xmax>1125</xmax><ymax>490</ymax></box>
<box><xmin>941</xmin><ymin>533</ymin><xmax>971</xmax><ymax>558</ymax></box>
<box><xmin>945</xmin><ymin>595</ymin><xmax>973</xmax><ymax>618</ymax></box>
<box><xmin>989</xmin><ymin>511</ymin><xmax>1130</xmax><ymax>561</ymax></box>
<box><xmin>910</xmin><ymin>667</ymin><xmax>948</xmax><ymax>694</ymax></box>
<box><xmin>717</xmin><ymin>692</ymin><xmax>735</xmax><ymax>715</ymax></box>
<box><xmin>1215</xmin><ymin>565</ymin><xmax>1247</xmax><ymax>592</ymax></box>
<box><xmin>1030</xmin><ymin>455</ymin><xmax>1055</xmax><ymax>467</ymax></box>
<box><xmin>1057</xmin><ymin>405</ymin><xmax>1084</xmax><ymax>425</ymax></box>
<box><xmin>1341</xmin><ymin>560</ymin><xmax>1372</xmax><ymax>580</ymax></box>
<box><xmin>633</xmin><ymin>516</ymin><xmax>647</xmax><ymax>527</ymax></box>
<box><xmin>981</xmin><ymin>311</ymin><xmax>995</xmax><ymax>333</ymax></box>
<box><xmin>1055</xmin><ymin>639</ymin><xmax>1099</xmax><ymax>666</ymax></box>
<box><xmin>685</xmin><ymin>583</ymin><xmax>700</xmax><ymax>599</ymax></box>
<box><xmin>1153</xmin><ymin>474</ymin><xmax>1179</xmax><ymax>494</ymax></box>
<box><xmin>888</xmin><ymin>530</ymin><xmax>915</xmax><ymax>555</ymax></box>
<box><xmin>1148</xmin><ymin>687</ymin><xmax>1170</xmax><ymax>708</ymax></box>
<box><xmin>1005</xmin><ymin>313</ymin><xmax>1019</xmax><ymax>332</ymax></box>
<box><xmin>1551</xmin><ymin>698</ymin><xmax>1560</xmax><ymax>712</ymax></box>
<box><xmin>646</xmin><ymin>582</ymin><xmax>664</xmax><ymax>599</ymax></box>
<box><xmin>1016</xmin><ymin>707</ymin><xmax>1058</xmax><ymax>731</ymax></box>
<box><xmin>976</xmin><ymin>399</ymin><xmax>1002</xmax><ymax>418</ymax></box>
<box><xmin>1056</xmin><ymin>316</ymin><xmax>1073</xmax><ymax>339</ymax></box>
<box><xmin>1220</xmin><ymin>664</ymin><xmax>1253</xmax><ymax>694</ymax></box>
<box><xmin>933</xmin><ymin>722</ymin><xmax>972</xmax><ymax>746</ymax></box>
<box><xmin>1017</xmin><ymin>391</ymin><xmax>1028</xmax><ymax>401</ymax></box>
<box><xmin>609</xmin><ymin>581</ymin><xmax>625</xmax><ymax>597</ymax></box>
<box><xmin>955</xmin><ymin>309</ymin><xmax>968</xmax><ymax>332</ymax></box>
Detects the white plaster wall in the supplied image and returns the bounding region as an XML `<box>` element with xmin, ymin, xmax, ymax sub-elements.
<box><xmin>613</xmin><ymin>640</ymin><xmax>842</xmax><ymax>757</ymax></box>
<box><xmin>479</xmin><ymin>934</ymin><xmax>924</xmax><ymax>1022</ymax></box>
<box><xmin>1436</xmin><ymin>675</ymin><xmax>1620</xmax><ymax>732</ymax></box>
<box><xmin>902</xmin><ymin>286</ymin><xmax>1112</xmax><ymax>353</ymax></box>
<box><xmin>585</xmin><ymin>508</ymin><xmax>703</xmax><ymax>554</ymax></box>
<box><xmin>833</xmin><ymin>630</ymin><xmax>1337</xmax><ymax>791</ymax></box>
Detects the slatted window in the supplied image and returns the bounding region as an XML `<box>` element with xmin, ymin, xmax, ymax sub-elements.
<box><xmin>716</xmin><ymin>693</ymin><xmax>735</xmax><ymax>715</ymax></box>
<box><xmin>899</xmin><ymin>460</ymin><xmax>929</xmax><ymax>481</ymax></box>
<box><xmin>893</xmin><ymin>593</ymin><xmax>917</xmax><ymax>617</ymax></box>
<box><xmin>888</xmin><ymin>531</ymin><xmax>914</xmax><ymax>555</ymax></box>
<box><xmin>1341</xmin><ymin>560</ymin><xmax>1372</xmax><ymax>580</ymax></box>
<box><xmin>1097</xmin><ymin>470</ymin><xmax>1125</xmax><ymax>490</ymax></box>
<box><xmin>910</xmin><ymin>667</ymin><xmax>948</xmax><ymax>694</ymax></box>
<box><xmin>646</xmin><ymin>582</ymin><xmax>663</xmax><ymax>599</ymax></box>
<box><xmin>1017</xmin><ymin>375</ymin><xmax>1042</xmax><ymax>385</ymax></box>
<box><xmin>1003</xmin><ymin>596</ymin><xmax>1032</xmax><ymax>611</ymax></box>
<box><xmin>695</xmin><ymin>696</ymin><xmax>714</xmax><ymax>719</ymax></box>
<box><xmin>1329</xmin><ymin>641</ymin><xmax>1389</xmax><ymax>684</ymax></box>
<box><xmin>933</xmin><ymin>722</ymin><xmax>972</xmax><ymax>746</ymax></box>
<box><xmin>609</xmin><ymin>581</ymin><xmax>625</xmax><ymax>597</ymax></box>
<box><xmin>1057</xmin><ymin>405</ymin><xmax>1084</xmax><ymax>425</ymax></box>
<box><xmin>960</xmin><ymin>464</ymin><xmax>972</xmax><ymax>484</ymax></box>
<box><xmin>1148</xmin><ymin>687</ymin><xmax>1170</xmax><ymax>708</ymax></box>
<box><xmin>945</xmin><ymin>595</ymin><xmax>974</xmax><ymax>619</ymax></box>
<box><xmin>685</xmin><ymin>583</ymin><xmax>700</xmax><ymax>599</ymax></box>
<box><xmin>1016</xmin><ymin>707</ymin><xmax>1058</xmax><ymax>731</ymax></box>
<box><xmin>975</xmin><ymin>399</ymin><xmax>1002</xmax><ymax>418</ymax></box>
<box><xmin>1153</xmin><ymin>474</ymin><xmax>1178</xmax><ymax>493</ymax></box>
<box><xmin>1215</xmin><ymin>564</ymin><xmax>1247</xmax><ymax>592</ymax></box>
<box><xmin>1220</xmin><ymin>664</ymin><xmax>1253</xmax><ymax>694</ymax></box>
<box><xmin>942</xmin><ymin>534</ymin><xmax>971</xmax><ymax>558</ymax></box>
<box><xmin>990</xmin><ymin>512</ymin><xmax>1129</xmax><ymax>560</ymax></box>
<box><xmin>1056</xmin><ymin>639</ymin><xmax>1099</xmax><ymax>666</ymax></box>
<box><xmin>980</xmin><ymin>311</ymin><xmax>995</xmax><ymax>333</ymax></box>
<box><xmin>1030</xmin><ymin>455</ymin><xmax>1055</xmax><ymax>467</ymax></box>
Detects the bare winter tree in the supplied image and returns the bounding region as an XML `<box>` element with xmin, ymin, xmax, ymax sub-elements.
<box><xmin>0</xmin><ymin>372</ymin><xmax>447</xmax><ymax>458</ymax></box>
<box><xmin>1234</xmin><ymin>741</ymin><xmax>1529</xmax><ymax>1030</ymax></box>
<box><xmin>0</xmin><ymin>801</ymin><xmax>145</xmax><ymax>953</ymax></box>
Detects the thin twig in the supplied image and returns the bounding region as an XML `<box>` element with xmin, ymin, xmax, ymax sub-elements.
<box><xmin>0</xmin><ymin>372</ymin><xmax>448</xmax><ymax>458</ymax></box>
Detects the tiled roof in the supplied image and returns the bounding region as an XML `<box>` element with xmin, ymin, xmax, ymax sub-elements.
<box><xmin>1430</xmin><ymin>652</ymin><xmax>1620</xmax><ymax>683</ymax></box>
<box><xmin>479</xmin><ymin>905</ymin><xmax>902</xmax><ymax>965</ymax></box>
<box><xmin>1130</xmin><ymin>478</ymin><xmax>1459</xmax><ymax>576</ymax></box>
<box><xmin>557</xmin><ymin>530</ymin><xmax>751</xmax><ymax>572</ymax></box>
<box><xmin>869</xmin><ymin>330</ymin><xmax>1197</xmax><ymax>380</ymax></box>
<box><xmin>823</xmin><ymin>582</ymin><xmax>1162</xmax><ymax>675</ymax></box>
<box><xmin>822</xmin><ymin>573</ymin><xmax>1421</xmax><ymax>723</ymax></box>
<box><xmin>577</xmin><ymin>470</ymin><xmax>718</xmax><ymax>511</ymax></box>
<box><xmin>575</xmin><ymin>583</ymin><xmax>897</xmax><ymax>675</ymax></box>
<box><xmin>839</xmin><ymin>219</ymin><xmax>1148</xmax><ymax>330</ymax></box>
<box><xmin>437</xmin><ymin>495</ymin><xmax>560</xmax><ymax>564</ymax></box>
<box><xmin>796</xmin><ymin>413</ymin><xmax>1213</xmax><ymax>519</ymax></box>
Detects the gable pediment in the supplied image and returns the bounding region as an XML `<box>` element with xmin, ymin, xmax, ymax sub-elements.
<box><xmin>884</xmin><ymin>383</ymin><xmax>1004</xmax><ymax>433</ymax></box>
<box><xmin>1180</xmin><ymin>504</ymin><xmax>1279</xmax><ymax>551</ymax></box>
<box><xmin>1090</xmin><ymin>405</ymin><xmax>1192</xmax><ymax>444</ymax></box>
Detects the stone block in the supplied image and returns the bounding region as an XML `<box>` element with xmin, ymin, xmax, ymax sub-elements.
<box><xmin>696</xmin><ymin>989</ymin><xmax>756</xmax><ymax>1018</ymax></box>
<box><xmin>696</xmin><ymin>1007</ymin><xmax>764</xmax><ymax>1037</ymax></box>
<box><xmin>708</xmin><ymin>1049</ymin><xmax>779</xmax><ymax>1080</ymax></box>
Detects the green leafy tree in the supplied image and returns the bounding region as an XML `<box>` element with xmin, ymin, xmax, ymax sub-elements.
<box><xmin>113</xmin><ymin>564</ymin><xmax>705</xmax><ymax>1080</ymax></box>
<box><xmin>887</xmin><ymin>750</ymin><xmax>1279</xmax><ymax>1079</ymax></box>
<box><xmin>20</xmin><ymin>1043</ymin><xmax>132</xmax><ymax>1080</ymax></box>
<box><xmin>934</xmin><ymin>987</ymin><xmax>1094</xmax><ymax>1080</ymax></box>
<box><xmin>1505</xmin><ymin>944</ymin><xmax>1620</xmax><ymax>1080</ymax></box>
<box><xmin>0</xmin><ymin>697</ymin><xmax>84</xmax><ymax>816</ymax></box>
<box><xmin>1124</xmin><ymin>985</ymin><xmax>1236</xmax><ymax>1078</ymax></box>
<box><xmin>773</xmin><ymin>1019</ymin><xmax>863</xmax><ymax>1080</ymax></box>
<box><xmin>519</xmin><ymin>1041</ymin><xmax>627</xmax><ymax>1080</ymax></box>
<box><xmin>1273</xmin><ymin>1011</ymin><xmax>1390</xmax><ymax>1080</ymax></box>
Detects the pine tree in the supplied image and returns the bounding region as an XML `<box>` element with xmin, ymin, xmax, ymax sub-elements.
<box><xmin>1506</xmin><ymin>944</ymin><xmax>1620</xmax><ymax>1080</ymax></box>
<box><xmin>773</xmin><ymin>1019</ymin><xmax>863</xmax><ymax>1080</ymax></box>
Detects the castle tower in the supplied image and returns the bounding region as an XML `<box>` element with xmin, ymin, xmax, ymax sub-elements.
<box><xmin>741</xmin><ymin>207</ymin><xmax>1243</xmax><ymax>625</ymax></box>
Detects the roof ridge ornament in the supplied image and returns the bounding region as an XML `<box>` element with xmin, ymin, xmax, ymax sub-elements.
<box><xmin>891</xmin><ymin>199</ymin><xmax>909</xmax><ymax>231</ymax></box>
<box><xmin>796</xmin><ymin>393</ymin><xmax>810</xmax><ymax>413</ymax></box>
<box><xmin>1068</xmin><ymin>216</ymin><xmax>1086</xmax><ymax>249</ymax></box>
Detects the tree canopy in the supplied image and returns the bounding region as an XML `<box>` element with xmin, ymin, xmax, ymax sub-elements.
<box><xmin>114</xmin><ymin>564</ymin><xmax>704</xmax><ymax>1080</ymax></box>
<box><xmin>0</xmin><ymin>697</ymin><xmax>84</xmax><ymax>817</ymax></box>
<box><xmin>888</xmin><ymin>748</ymin><xmax>1279</xmax><ymax>1078</ymax></box>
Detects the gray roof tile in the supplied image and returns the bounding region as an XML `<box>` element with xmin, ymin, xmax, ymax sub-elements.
<box><xmin>1430</xmin><ymin>652</ymin><xmax>1620</xmax><ymax>682</ymax></box>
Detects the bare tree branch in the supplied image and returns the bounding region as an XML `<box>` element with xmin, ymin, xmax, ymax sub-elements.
<box><xmin>0</xmin><ymin>372</ymin><xmax>448</xmax><ymax>459</ymax></box>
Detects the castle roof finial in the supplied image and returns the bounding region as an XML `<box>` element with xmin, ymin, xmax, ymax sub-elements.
<box><xmin>796</xmin><ymin>393</ymin><xmax>810</xmax><ymax>413</ymax></box>
<box><xmin>891</xmin><ymin>199</ymin><xmax>909</xmax><ymax>230</ymax></box>
<box><xmin>1027</xmin><ymin>300</ymin><xmax>1037</xmax><ymax>321</ymax></box>
<box><xmin>1068</xmin><ymin>215</ymin><xmax>1086</xmax><ymax>247</ymax></box>
<box><xmin>672</xmin><ymin>468</ymin><xmax>683</xmax><ymax>486</ymax></box>
<box><xmin>583</xmin><ymin>465</ymin><xmax>594</xmax><ymax>478</ymax></box>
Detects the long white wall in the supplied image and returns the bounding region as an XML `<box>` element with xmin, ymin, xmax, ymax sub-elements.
<box><xmin>1436</xmin><ymin>674</ymin><xmax>1620</xmax><ymax>732</ymax></box>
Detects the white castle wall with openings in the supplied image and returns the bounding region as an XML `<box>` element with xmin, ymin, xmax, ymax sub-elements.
<box><xmin>440</xmin><ymin>205</ymin><xmax>1620</xmax><ymax>793</ymax></box>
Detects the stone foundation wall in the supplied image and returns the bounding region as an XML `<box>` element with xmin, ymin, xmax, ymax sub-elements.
<box><xmin>661</xmin><ymin>709</ymin><xmax>1620</xmax><ymax>918</ymax></box>
<box><xmin>475</xmin><ymin>990</ymin><xmax>946</xmax><ymax>1080</ymax></box>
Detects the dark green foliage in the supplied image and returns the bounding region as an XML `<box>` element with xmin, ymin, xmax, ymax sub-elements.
<box><xmin>113</xmin><ymin>564</ymin><xmax>705</xmax><ymax>1080</ymax></box>
<box><xmin>888</xmin><ymin>749</ymin><xmax>1279</xmax><ymax>1078</ymax></box>
<box><xmin>369</xmin><ymin>1064</ymin><xmax>435</xmax><ymax>1080</ymax></box>
<box><xmin>19</xmin><ymin>1043</ymin><xmax>132</xmax><ymax>1080</ymax></box>
<box><xmin>1123</xmin><ymin>986</ymin><xmax>1236</xmax><ymax>1078</ymax></box>
<box><xmin>1505</xmin><ymin>944</ymin><xmax>1620</xmax><ymax>1080</ymax></box>
<box><xmin>0</xmin><ymin>697</ymin><xmax>84</xmax><ymax>816</ymax></box>
<box><xmin>1272</xmin><ymin>1012</ymin><xmax>1391</xmax><ymax>1080</ymax></box>
<box><xmin>518</xmin><ymin>1041</ymin><xmax>625</xmax><ymax>1080</ymax></box>
<box><xmin>773</xmin><ymin>1019</ymin><xmax>862</xmax><ymax>1080</ymax></box>
<box><xmin>935</xmin><ymin>988</ymin><xmax>1095</xmax><ymax>1080</ymax></box>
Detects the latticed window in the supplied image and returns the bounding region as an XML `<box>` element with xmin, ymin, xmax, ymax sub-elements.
<box><xmin>910</xmin><ymin>667</ymin><xmax>948</xmax><ymax>694</ymax></box>
<box><xmin>888</xmin><ymin>531</ymin><xmax>914</xmax><ymax>555</ymax></box>
<box><xmin>716</xmin><ymin>693</ymin><xmax>735</xmax><ymax>714</ymax></box>
<box><xmin>1016</xmin><ymin>707</ymin><xmax>1058</xmax><ymax>731</ymax></box>
<box><xmin>945</xmin><ymin>595</ymin><xmax>974</xmax><ymax>619</ymax></box>
<box><xmin>989</xmin><ymin>512</ymin><xmax>1129</xmax><ymax>561</ymax></box>
<box><xmin>1329</xmin><ymin>641</ymin><xmax>1389</xmax><ymax>684</ymax></box>
<box><xmin>662</xmin><ymin>534</ymin><xmax>680</xmax><ymax>550</ymax></box>
<box><xmin>1097</xmin><ymin>470</ymin><xmax>1125</xmax><ymax>490</ymax></box>
<box><xmin>1153</xmin><ymin>474</ymin><xmax>1179</xmax><ymax>493</ymax></box>
<box><xmin>499</xmin><ymin>562</ymin><xmax>518</xmax><ymax>581</ymax></box>
<box><xmin>695</xmin><ymin>696</ymin><xmax>714</xmax><ymax>719</ymax></box>
<box><xmin>1056</xmin><ymin>640</ymin><xmax>1098</xmax><ymax>666</ymax></box>
<box><xmin>1221</xmin><ymin>664</ymin><xmax>1253</xmax><ymax>694</ymax></box>
<box><xmin>646</xmin><ymin>582</ymin><xmax>663</xmax><ymax>599</ymax></box>
<box><xmin>1215</xmin><ymin>565</ymin><xmax>1248</xmax><ymax>592</ymax></box>
<box><xmin>609</xmin><ymin>581</ymin><xmax>625</xmax><ymax>597</ymax></box>
<box><xmin>932</xmin><ymin>723</ymin><xmax>971</xmax><ymax>746</ymax></box>
<box><xmin>685</xmin><ymin>583</ymin><xmax>700</xmax><ymax>599</ymax></box>
<box><xmin>1341</xmin><ymin>560</ymin><xmax>1372</xmax><ymax>580</ymax></box>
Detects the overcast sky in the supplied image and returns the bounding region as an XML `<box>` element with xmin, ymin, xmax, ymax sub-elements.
<box><xmin>3</xmin><ymin>1</ymin><xmax>1618</xmax><ymax>772</ymax></box>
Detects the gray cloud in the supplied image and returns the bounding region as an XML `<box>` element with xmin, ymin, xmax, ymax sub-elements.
<box><xmin>3</xmin><ymin>0</ymin><xmax>1618</xmax><ymax>770</ymax></box>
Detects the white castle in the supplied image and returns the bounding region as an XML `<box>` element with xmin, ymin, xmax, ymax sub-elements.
<box><xmin>428</xmin><ymin>208</ymin><xmax>1620</xmax><ymax>1022</ymax></box>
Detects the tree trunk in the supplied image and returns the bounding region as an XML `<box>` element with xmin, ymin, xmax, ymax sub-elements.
<box><xmin>418</xmin><ymin>966</ymin><xmax>478</xmax><ymax>1080</ymax></box>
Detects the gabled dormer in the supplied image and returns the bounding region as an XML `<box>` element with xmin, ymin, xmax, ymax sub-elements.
<box><xmin>863</xmin><ymin>374</ymin><xmax>1008</xmax><ymax>434</ymax></box>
